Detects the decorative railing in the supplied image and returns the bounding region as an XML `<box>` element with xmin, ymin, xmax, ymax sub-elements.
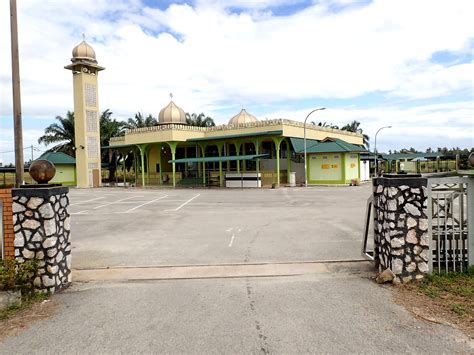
<box><xmin>110</xmin><ymin>136</ymin><xmax>125</xmax><ymax>143</ymax></box>
<box><xmin>122</xmin><ymin>119</ymin><xmax>362</xmax><ymax>138</ymax></box>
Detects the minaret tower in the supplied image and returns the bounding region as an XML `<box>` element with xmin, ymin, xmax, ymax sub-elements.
<box><xmin>64</xmin><ymin>38</ymin><xmax>105</xmax><ymax>188</ymax></box>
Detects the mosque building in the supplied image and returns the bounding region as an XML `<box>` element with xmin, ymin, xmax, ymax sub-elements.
<box><xmin>65</xmin><ymin>40</ymin><xmax>367</xmax><ymax>188</ymax></box>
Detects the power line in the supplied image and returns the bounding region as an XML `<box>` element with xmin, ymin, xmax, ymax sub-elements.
<box><xmin>0</xmin><ymin>145</ymin><xmax>44</xmax><ymax>155</ymax></box>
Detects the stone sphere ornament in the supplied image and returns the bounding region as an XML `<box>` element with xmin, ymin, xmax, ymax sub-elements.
<box><xmin>469</xmin><ymin>152</ymin><xmax>474</xmax><ymax>167</ymax></box>
<box><xmin>29</xmin><ymin>159</ymin><xmax>56</xmax><ymax>184</ymax></box>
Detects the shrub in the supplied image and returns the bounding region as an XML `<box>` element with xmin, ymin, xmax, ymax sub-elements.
<box><xmin>0</xmin><ymin>259</ymin><xmax>38</xmax><ymax>297</ymax></box>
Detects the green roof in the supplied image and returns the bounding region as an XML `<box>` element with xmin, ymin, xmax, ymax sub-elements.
<box><xmin>37</xmin><ymin>152</ymin><xmax>75</xmax><ymax>165</ymax></box>
<box><xmin>291</xmin><ymin>137</ymin><xmax>366</xmax><ymax>154</ymax></box>
<box><xmin>169</xmin><ymin>154</ymin><xmax>269</xmax><ymax>164</ymax></box>
<box><xmin>290</xmin><ymin>137</ymin><xmax>320</xmax><ymax>154</ymax></box>
<box><xmin>381</xmin><ymin>152</ymin><xmax>443</xmax><ymax>160</ymax></box>
<box><xmin>187</xmin><ymin>130</ymin><xmax>283</xmax><ymax>142</ymax></box>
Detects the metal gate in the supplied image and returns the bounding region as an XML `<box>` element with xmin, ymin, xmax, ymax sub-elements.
<box><xmin>427</xmin><ymin>176</ymin><xmax>473</xmax><ymax>273</ymax></box>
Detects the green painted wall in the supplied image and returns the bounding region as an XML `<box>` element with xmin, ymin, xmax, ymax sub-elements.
<box><xmin>344</xmin><ymin>153</ymin><xmax>359</xmax><ymax>182</ymax></box>
<box><xmin>307</xmin><ymin>152</ymin><xmax>360</xmax><ymax>184</ymax></box>
<box><xmin>50</xmin><ymin>165</ymin><xmax>76</xmax><ymax>185</ymax></box>
<box><xmin>308</xmin><ymin>153</ymin><xmax>343</xmax><ymax>183</ymax></box>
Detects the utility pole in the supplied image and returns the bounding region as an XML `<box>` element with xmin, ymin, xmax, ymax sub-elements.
<box><xmin>10</xmin><ymin>0</ymin><xmax>24</xmax><ymax>186</ymax></box>
<box><xmin>31</xmin><ymin>145</ymin><xmax>34</xmax><ymax>163</ymax></box>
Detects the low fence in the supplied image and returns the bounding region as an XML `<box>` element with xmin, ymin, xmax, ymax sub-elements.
<box><xmin>385</xmin><ymin>160</ymin><xmax>456</xmax><ymax>174</ymax></box>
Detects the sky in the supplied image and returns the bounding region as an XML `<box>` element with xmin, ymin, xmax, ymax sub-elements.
<box><xmin>0</xmin><ymin>0</ymin><xmax>473</xmax><ymax>164</ymax></box>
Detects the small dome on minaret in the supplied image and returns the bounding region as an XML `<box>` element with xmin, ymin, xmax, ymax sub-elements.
<box><xmin>71</xmin><ymin>39</ymin><xmax>97</xmax><ymax>63</ymax></box>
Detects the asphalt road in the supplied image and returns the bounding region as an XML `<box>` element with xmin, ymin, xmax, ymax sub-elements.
<box><xmin>68</xmin><ymin>185</ymin><xmax>373</xmax><ymax>269</ymax></box>
<box><xmin>1</xmin><ymin>263</ymin><xmax>471</xmax><ymax>353</ymax></box>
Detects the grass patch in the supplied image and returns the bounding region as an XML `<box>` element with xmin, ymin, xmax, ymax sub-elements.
<box><xmin>0</xmin><ymin>292</ymin><xmax>49</xmax><ymax>321</ymax></box>
<box><xmin>418</xmin><ymin>266</ymin><xmax>474</xmax><ymax>302</ymax></box>
<box><xmin>396</xmin><ymin>266</ymin><xmax>474</xmax><ymax>338</ymax></box>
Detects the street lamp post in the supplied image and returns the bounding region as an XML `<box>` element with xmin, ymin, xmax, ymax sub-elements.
<box><xmin>374</xmin><ymin>125</ymin><xmax>392</xmax><ymax>177</ymax></box>
<box><xmin>304</xmin><ymin>108</ymin><xmax>326</xmax><ymax>187</ymax></box>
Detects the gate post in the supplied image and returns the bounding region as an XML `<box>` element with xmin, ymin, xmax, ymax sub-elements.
<box><xmin>372</xmin><ymin>174</ymin><xmax>429</xmax><ymax>283</ymax></box>
<box><xmin>12</xmin><ymin>186</ymin><xmax>71</xmax><ymax>293</ymax></box>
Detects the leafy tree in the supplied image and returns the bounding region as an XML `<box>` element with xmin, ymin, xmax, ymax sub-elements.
<box><xmin>98</xmin><ymin>110</ymin><xmax>127</xmax><ymax>181</ymax></box>
<box><xmin>100</xmin><ymin>109</ymin><xmax>125</xmax><ymax>148</ymax></box>
<box><xmin>124</xmin><ymin>112</ymin><xmax>157</xmax><ymax>130</ymax></box>
<box><xmin>340</xmin><ymin>120</ymin><xmax>370</xmax><ymax>148</ymax></box>
<box><xmin>39</xmin><ymin>110</ymin><xmax>125</xmax><ymax>157</ymax></box>
<box><xmin>185</xmin><ymin>112</ymin><xmax>215</xmax><ymax>127</ymax></box>
<box><xmin>38</xmin><ymin>111</ymin><xmax>76</xmax><ymax>156</ymax></box>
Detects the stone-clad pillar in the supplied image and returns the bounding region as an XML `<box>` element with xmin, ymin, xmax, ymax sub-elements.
<box><xmin>373</xmin><ymin>175</ymin><xmax>429</xmax><ymax>283</ymax></box>
<box><xmin>12</xmin><ymin>186</ymin><xmax>71</xmax><ymax>293</ymax></box>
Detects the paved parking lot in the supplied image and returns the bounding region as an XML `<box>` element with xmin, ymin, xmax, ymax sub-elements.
<box><xmin>69</xmin><ymin>185</ymin><xmax>373</xmax><ymax>269</ymax></box>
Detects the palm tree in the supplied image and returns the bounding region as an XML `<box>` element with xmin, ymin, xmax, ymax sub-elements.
<box><xmin>39</xmin><ymin>110</ymin><xmax>125</xmax><ymax>156</ymax></box>
<box><xmin>185</xmin><ymin>113</ymin><xmax>215</xmax><ymax>127</ymax></box>
<box><xmin>38</xmin><ymin>111</ymin><xmax>76</xmax><ymax>156</ymax></box>
<box><xmin>340</xmin><ymin>120</ymin><xmax>370</xmax><ymax>148</ymax></box>
<box><xmin>100</xmin><ymin>109</ymin><xmax>125</xmax><ymax>148</ymax></box>
<box><xmin>124</xmin><ymin>112</ymin><xmax>157</xmax><ymax>130</ymax></box>
<box><xmin>312</xmin><ymin>121</ymin><xmax>339</xmax><ymax>129</ymax></box>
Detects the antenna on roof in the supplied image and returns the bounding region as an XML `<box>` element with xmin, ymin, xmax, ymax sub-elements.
<box><xmin>170</xmin><ymin>93</ymin><xmax>173</xmax><ymax>100</ymax></box>
<box><xmin>82</xmin><ymin>33</ymin><xmax>86</xmax><ymax>41</ymax></box>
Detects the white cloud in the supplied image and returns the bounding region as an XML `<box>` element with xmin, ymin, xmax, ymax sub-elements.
<box><xmin>261</xmin><ymin>100</ymin><xmax>474</xmax><ymax>151</ymax></box>
<box><xmin>0</xmin><ymin>0</ymin><xmax>473</xmax><ymax>163</ymax></box>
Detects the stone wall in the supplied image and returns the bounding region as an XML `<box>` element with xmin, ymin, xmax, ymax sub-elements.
<box><xmin>0</xmin><ymin>189</ymin><xmax>14</xmax><ymax>259</ymax></box>
<box><xmin>12</xmin><ymin>186</ymin><xmax>71</xmax><ymax>293</ymax></box>
<box><xmin>373</xmin><ymin>176</ymin><xmax>429</xmax><ymax>283</ymax></box>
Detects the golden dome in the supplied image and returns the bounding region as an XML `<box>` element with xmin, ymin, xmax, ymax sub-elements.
<box><xmin>159</xmin><ymin>98</ymin><xmax>187</xmax><ymax>124</ymax></box>
<box><xmin>228</xmin><ymin>109</ymin><xmax>258</xmax><ymax>125</ymax></box>
<box><xmin>72</xmin><ymin>40</ymin><xmax>97</xmax><ymax>63</ymax></box>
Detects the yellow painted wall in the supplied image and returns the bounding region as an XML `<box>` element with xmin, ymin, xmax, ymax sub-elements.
<box><xmin>72</xmin><ymin>71</ymin><xmax>102</xmax><ymax>187</ymax></box>
<box><xmin>112</xmin><ymin>120</ymin><xmax>364</xmax><ymax>147</ymax></box>
<box><xmin>344</xmin><ymin>153</ymin><xmax>359</xmax><ymax>182</ymax></box>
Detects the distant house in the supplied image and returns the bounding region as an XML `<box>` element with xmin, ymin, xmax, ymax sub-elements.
<box><xmin>36</xmin><ymin>152</ymin><xmax>76</xmax><ymax>185</ymax></box>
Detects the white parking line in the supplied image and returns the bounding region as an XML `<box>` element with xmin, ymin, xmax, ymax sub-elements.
<box><xmin>75</xmin><ymin>196</ymin><xmax>142</xmax><ymax>213</ymax></box>
<box><xmin>165</xmin><ymin>193</ymin><xmax>200</xmax><ymax>211</ymax></box>
<box><xmin>228</xmin><ymin>232</ymin><xmax>235</xmax><ymax>247</ymax></box>
<box><xmin>123</xmin><ymin>195</ymin><xmax>168</xmax><ymax>213</ymax></box>
<box><xmin>69</xmin><ymin>197</ymin><xmax>105</xmax><ymax>206</ymax></box>
<box><xmin>93</xmin><ymin>196</ymin><xmax>141</xmax><ymax>209</ymax></box>
<box><xmin>226</xmin><ymin>227</ymin><xmax>241</xmax><ymax>247</ymax></box>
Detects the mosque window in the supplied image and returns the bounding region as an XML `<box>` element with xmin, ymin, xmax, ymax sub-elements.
<box><xmin>86</xmin><ymin>110</ymin><xmax>97</xmax><ymax>132</ymax></box>
<box><xmin>87</xmin><ymin>136</ymin><xmax>99</xmax><ymax>159</ymax></box>
<box><xmin>85</xmin><ymin>83</ymin><xmax>97</xmax><ymax>107</ymax></box>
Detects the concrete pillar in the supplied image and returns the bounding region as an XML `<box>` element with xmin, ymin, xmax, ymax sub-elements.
<box><xmin>200</xmin><ymin>144</ymin><xmax>206</xmax><ymax>185</ymax></box>
<box><xmin>273</xmin><ymin>138</ymin><xmax>283</xmax><ymax>187</ymax></box>
<box><xmin>138</xmin><ymin>145</ymin><xmax>146</xmax><ymax>188</ymax></box>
